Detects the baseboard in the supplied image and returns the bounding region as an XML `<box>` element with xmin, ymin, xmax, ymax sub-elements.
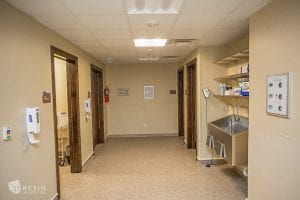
<box><xmin>82</xmin><ymin>151</ymin><xmax>94</xmax><ymax>167</ymax></box>
<box><xmin>108</xmin><ymin>133</ymin><xmax>178</xmax><ymax>138</ymax></box>
<box><xmin>50</xmin><ymin>193</ymin><xmax>59</xmax><ymax>200</ymax></box>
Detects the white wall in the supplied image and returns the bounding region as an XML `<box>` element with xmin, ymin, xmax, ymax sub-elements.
<box><xmin>106</xmin><ymin>64</ymin><xmax>178</xmax><ymax>135</ymax></box>
<box><xmin>249</xmin><ymin>0</ymin><xmax>300</xmax><ymax>199</ymax></box>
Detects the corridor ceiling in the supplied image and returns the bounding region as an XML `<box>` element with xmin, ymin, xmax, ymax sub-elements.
<box><xmin>7</xmin><ymin>0</ymin><xmax>271</xmax><ymax>64</ymax></box>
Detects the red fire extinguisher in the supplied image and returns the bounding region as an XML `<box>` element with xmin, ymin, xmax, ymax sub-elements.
<box><xmin>104</xmin><ymin>86</ymin><xmax>109</xmax><ymax>103</ymax></box>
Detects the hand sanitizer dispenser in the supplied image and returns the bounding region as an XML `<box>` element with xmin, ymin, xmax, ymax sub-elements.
<box><xmin>26</xmin><ymin>107</ymin><xmax>40</xmax><ymax>144</ymax></box>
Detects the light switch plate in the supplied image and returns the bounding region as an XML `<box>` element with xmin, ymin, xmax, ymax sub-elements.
<box><xmin>3</xmin><ymin>126</ymin><xmax>12</xmax><ymax>141</ymax></box>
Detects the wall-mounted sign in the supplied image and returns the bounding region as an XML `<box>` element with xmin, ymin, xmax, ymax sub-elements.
<box><xmin>267</xmin><ymin>73</ymin><xmax>291</xmax><ymax>118</ymax></box>
<box><xmin>117</xmin><ymin>88</ymin><xmax>129</xmax><ymax>96</ymax></box>
<box><xmin>169</xmin><ymin>89</ymin><xmax>176</xmax><ymax>94</ymax></box>
<box><xmin>144</xmin><ymin>86</ymin><xmax>155</xmax><ymax>100</ymax></box>
<box><xmin>42</xmin><ymin>91</ymin><xmax>51</xmax><ymax>103</ymax></box>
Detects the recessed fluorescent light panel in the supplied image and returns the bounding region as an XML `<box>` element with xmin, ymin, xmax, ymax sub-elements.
<box><xmin>125</xmin><ymin>0</ymin><xmax>184</xmax><ymax>14</ymax></box>
<box><xmin>134</xmin><ymin>39</ymin><xmax>167</xmax><ymax>47</ymax></box>
<box><xmin>139</xmin><ymin>56</ymin><xmax>159</xmax><ymax>61</ymax></box>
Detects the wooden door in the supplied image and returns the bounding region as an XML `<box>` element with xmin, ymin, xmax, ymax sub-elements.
<box><xmin>177</xmin><ymin>68</ymin><xmax>184</xmax><ymax>137</ymax></box>
<box><xmin>91</xmin><ymin>65</ymin><xmax>104</xmax><ymax>149</ymax></box>
<box><xmin>51</xmin><ymin>46</ymin><xmax>82</xmax><ymax>199</ymax></box>
<box><xmin>66</xmin><ymin>61</ymin><xmax>82</xmax><ymax>173</ymax></box>
<box><xmin>187</xmin><ymin>60</ymin><xmax>196</xmax><ymax>149</ymax></box>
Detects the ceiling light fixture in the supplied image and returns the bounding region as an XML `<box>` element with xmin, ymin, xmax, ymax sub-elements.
<box><xmin>134</xmin><ymin>39</ymin><xmax>167</xmax><ymax>47</ymax></box>
<box><xmin>139</xmin><ymin>56</ymin><xmax>159</xmax><ymax>61</ymax></box>
<box><xmin>126</xmin><ymin>0</ymin><xmax>184</xmax><ymax>15</ymax></box>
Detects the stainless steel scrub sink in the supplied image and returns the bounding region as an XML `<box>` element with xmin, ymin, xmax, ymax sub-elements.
<box><xmin>207</xmin><ymin>115</ymin><xmax>248</xmax><ymax>166</ymax></box>
<box><xmin>210</xmin><ymin>115</ymin><xmax>248</xmax><ymax>135</ymax></box>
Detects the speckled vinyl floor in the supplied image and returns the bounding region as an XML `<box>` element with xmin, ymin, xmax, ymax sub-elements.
<box><xmin>59</xmin><ymin>137</ymin><xmax>247</xmax><ymax>200</ymax></box>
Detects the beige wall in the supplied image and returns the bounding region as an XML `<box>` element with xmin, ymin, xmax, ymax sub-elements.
<box><xmin>0</xmin><ymin>1</ymin><xmax>106</xmax><ymax>199</ymax></box>
<box><xmin>54</xmin><ymin>58</ymin><xmax>68</xmax><ymax>114</ymax></box>
<box><xmin>106</xmin><ymin>64</ymin><xmax>178</xmax><ymax>135</ymax></box>
<box><xmin>249</xmin><ymin>0</ymin><xmax>300</xmax><ymax>199</ymax></box>
<box><xmin>179</xmin><ymin>35</ymin><xmax>249</xmax><ymax>160</ymax></box>
<box><xmin>198</xmin><ymin>46</ymin><xmax>228</xmax><ymax>160</ymax></box>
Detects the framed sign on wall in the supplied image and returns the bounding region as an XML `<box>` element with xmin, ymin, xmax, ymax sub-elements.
<box><xmin>144</xmin><ymin>86</ymin><xmax>155</xmax><ymax>100</ymax></box>
<box><xmin>266</xmin><ymin>72</ymin><xmax>291</xmax><ymax>118</ymax></box>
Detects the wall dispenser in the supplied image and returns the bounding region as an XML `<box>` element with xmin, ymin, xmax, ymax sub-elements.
<box><xmin>26</xmin><ymin>107</ymin><xmax>40</xmax><ymax>144</ymax></box>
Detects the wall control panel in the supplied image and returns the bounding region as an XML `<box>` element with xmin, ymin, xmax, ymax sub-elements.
<box><xmin>3</xmin><ymin>126</ymin><xmax>12</xmax><ymax>141</ymax></box>
<box><xmin>267</xmin><ymin>73</ymin><xmax>291</xmax><ymax>118</ymax></box>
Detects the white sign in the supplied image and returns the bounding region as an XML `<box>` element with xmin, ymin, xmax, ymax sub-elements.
<box><xmin>267</xmin><ymin>73</ymin><xmax>291</xmax><ymax>118</ymax></box>
<box><xmin>117</xmin><ymin>88</ymin><xmax>129</xmax><ymax>96</ymax></box>
<box><xmin>144</xmin><ymin>86</ymin><xmax>155</xmax><ymax>100</ymax></box>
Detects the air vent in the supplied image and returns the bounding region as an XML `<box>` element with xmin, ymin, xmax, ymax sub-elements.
<box><xmin>168</xmin><ymin>39</ymin><xmax>197</xmax><ymax>46</ymax></box>
<box><xmin>161</xmin><ymin>56</ymin><xmax>179</xmax><ymax>60</ymax></box>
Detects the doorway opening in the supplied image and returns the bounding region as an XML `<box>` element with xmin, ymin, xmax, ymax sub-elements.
<box><xmin>50</xmin><ymin>46</ymin><xmax>82</xmax><ymax>198</ymax></box>
<box><xmin>187</xmin><ymin>59</ymin><xmax>197</xmax><ymax>149</ymax></box>
<box><xmin>91</xmin><ymin>65</ymin><xmax>105</xmax><ymax>149</ymax></box>
<box><xmin>177</xmin><ymin>67</ymin><xmax>184</xmax><ymax>137</ymax></box>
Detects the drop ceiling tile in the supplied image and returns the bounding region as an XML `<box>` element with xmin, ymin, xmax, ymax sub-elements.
<box><xmin>132</xmin><ymin>29</ymin><xmax>171</xmax><ymax>38</ymax></box>
<box><xmin>55</xmin><ymin>30</ymin><xmax>96</xmax><ymax>41</ymax></box>
<box><xmin>163</xmin><ymin>46</ymin><xmax>194</xmax><ymax>56</ymax></box>
<box><xmin>137</xmin><ymin>51</ymin><xmax>162</xmax><ymax>58</ymax></box>
<box><xmin>174</xmin><ymin>14</ymin><xmax>227</xmax><ymax>29</ymax></box>
<box><xmin>101</xmin><ymin>39</ymin><xmax>134</xmax><ymax>47</ymax></box>
<box><xmin>169</xmin><ymin>29</ymin><xmax>211</xmax><ymax>39</ymax></box>
<box><xmin>79</xmin><ymin>15</ymin><xmax>129</xmax><ymax>30</ymax></box>
<box><xmin>112</xmin><ymin>52</ymin><xmax>137</xmax><ymax>58</ymax></box>
<box><xmin>32</xmin><ymin>14</ymin><xmax>85</xmax><ymax>29</ymax></box>
<box><xmin>136</xmin><ymin>47</ymin><xmax>163</xmax><ymax>54</ymax></box>
<box><xmin>199</xmin><ymin>28</ymin><xmax>248</xmax><ymax>45</ymax></box>
<box><xmin>180</xmin><ymin>0</ymin><xmax>241</xmax><ymax>14</ymax></box>
<box><xmin>71</xmin><ymin>40</ymin><xmax>102</xmax><ymax>48</ymax></box>
<box><xmin>82</xmin><ymin>47</ymin><xmax>111</xmax><ymax>57</ymax></box>
<box><xmin>207</xmin><ymin>28</ymin><xmax>248</xmax><ymax>39</ymax></box>
<box><xmin>234</xmin><ymin>0</ymin><xmax>272</xmax><ymax>13</ymax></box>
<box><xmin>7</xmin><ymin>0</ymin><xmax>71</xmax><ymax>15</ymax></box>
<box><xmin>219</xmin><ymin>13</ymin><xmax>251</xmax><ymax>28</ymax></box>
<box><xmin>92</xmin><ymin>30</ymin><xmax>132</xmax><ymax>40</ymax></box>
<box><xmin>106</xmin><ymin>46</ymin><xmax>136</xmax><ymax>54</ymax></box>
<box><xmin>128</xmin><ymin>14</ymin><xmax>177</xmax><ymax>30</ymax></box>
<box><xmin>158</xmin><ymin>58</ymin><xmax>178</xmax><ymax>64</ymax></box>
<box><xmin>61</xmin><ymin>0</ymin><xmax>125</xmax><ymax>15</ymax></box>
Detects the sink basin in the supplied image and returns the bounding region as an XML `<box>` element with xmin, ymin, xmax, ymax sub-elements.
<box><xmin>210</xmin><ymin>115</ymin><xmax>248</xmax><ymax>135</ymax></box>
<box><xmin>207</xmin><ymin>115</ymin><xmax>248</xmax><ymax>166</ymax></box>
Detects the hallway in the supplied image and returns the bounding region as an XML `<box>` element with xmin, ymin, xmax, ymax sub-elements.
<box><xmin>60</xmin><ymin>137</ymin><xmax>247</xmax><ymax>200</ymax></box>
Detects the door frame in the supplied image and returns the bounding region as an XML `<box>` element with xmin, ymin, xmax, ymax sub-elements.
<box><xmin>90</xmin><ymin>64</ymin><xmax>105</xmax><ymax>149</ymax></box>
<box><xmin>177</xmin><ymin>67</ymin><xmax>184</xmax><ymax>137</ymax></box>
<box><xmin>50</xmin><ymin>46</ymin><xmax>82</xmax><ymax>199</ymax></box>
<box><xmin>186</xmin><ymin>59</ymin><xmax>197</xmax><ymax>149</ymax></box>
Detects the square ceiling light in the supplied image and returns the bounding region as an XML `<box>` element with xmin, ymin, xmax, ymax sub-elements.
<box><xmin>134</xmin><ymin>39</ymin><xmax>167</xmax><ymax>47</ymax></box>
<box><xmin>125</xmin><ymin>0</ymin><xmax>184</xmax><ymax>14</ymax></box>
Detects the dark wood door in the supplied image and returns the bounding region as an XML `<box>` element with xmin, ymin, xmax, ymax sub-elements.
<box><xmin>91</xmin><ymin>65</ymin><xmax>104</xmax><ymax>149</ymax></box>
<box><xmin>51</xmin><ymin>46</ymin><xmax>82</xmax><ymax>199</ymax></box>
<box><xmin>66</xmin><ymin>61</ymin><xmax>82</xmax><ymax>173</ymax></box>
<box><xmin>177</xmin><ymin>68</ymin><xmax>184</xmax><ymax>137</ymax></box>
<box><xmin>187</xmin><ymin>61</ymin><xmax>196</xmax><ymax>149</ymax></box>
